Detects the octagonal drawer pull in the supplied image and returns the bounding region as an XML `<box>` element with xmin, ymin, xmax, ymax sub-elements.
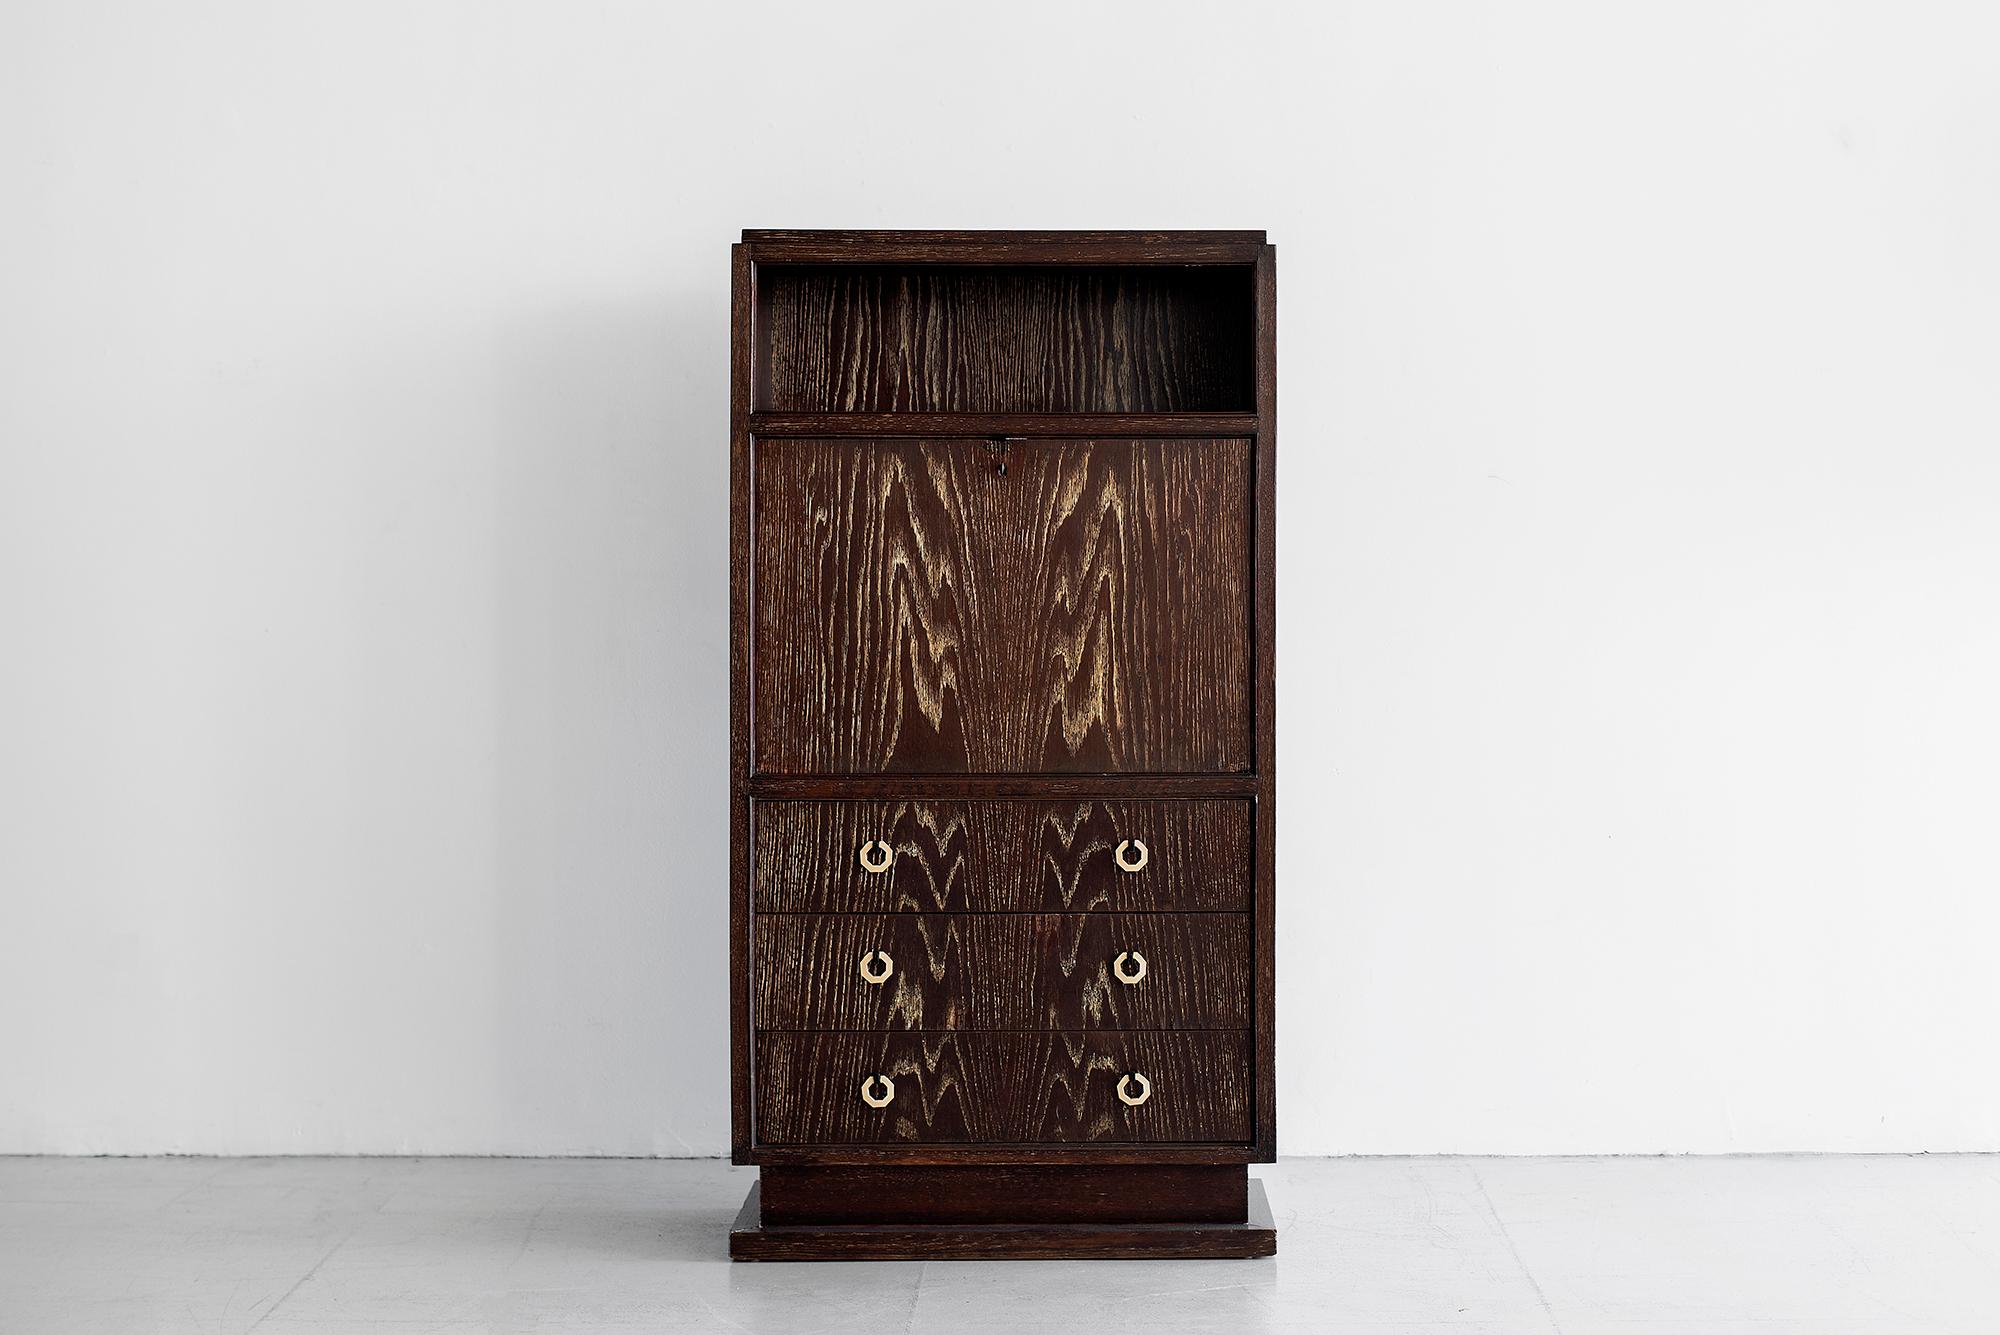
<box><xmin>859</xmin><ymin>949</ymin><xmax>893</xmax><ymax>984</ymax></box>
<box><xmin>1112</xmin><ymin>950</ymin><xmax>1148</xmax><ymax>985</ymax></box>
<box><xmin>1114</xmin><ymin>839</ymin><xmax>1148</xmax><ymax>873</ymax></box>
<box><xmin>860</xmin><ymin>1074</ymin><xmax>896</xmax><ymax>1108</ymax></box>
<box><xmin>1117</xmin><ymin>1072</ymin><xmax>1152</xmax><ymax>1107</ymax></box>
<box><xmin>857</xmin><ymin>840</ymin><xmax>894</xmax><ymax>874</ymax></box>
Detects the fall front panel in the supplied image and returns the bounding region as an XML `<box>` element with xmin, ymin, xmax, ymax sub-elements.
<box><xmin>751</xmin><ymin>438</ymin><xmax>1253</xmax><ymax>775</ymax></box>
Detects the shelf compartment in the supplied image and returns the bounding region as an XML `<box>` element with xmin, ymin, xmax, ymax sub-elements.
<box><xmin>753</xmin><ymin>265</ymin><xmax>1255</xmax><ymax>413</ymax></box>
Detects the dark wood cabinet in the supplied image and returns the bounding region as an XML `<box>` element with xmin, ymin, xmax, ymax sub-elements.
<box><xmin>729</xmin><ymin>230</ymin><xmax>1276</xmax><ymax>1260</ymax></box>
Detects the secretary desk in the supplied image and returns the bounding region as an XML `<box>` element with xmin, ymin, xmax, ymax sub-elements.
<box><xmin>727</xmin><ymin>230</ymin><xmax>1276</xmax><ymax>1259</ymax></box>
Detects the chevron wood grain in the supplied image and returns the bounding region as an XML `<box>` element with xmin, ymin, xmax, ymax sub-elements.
<box><xmin>753</xmin><ymin>913</ymin><xmax>1251</xmax><ymax>1032</ymax></box>
<box><xmin>753</xmin><ymin>1031</ymin><xmax>1252</xmax><ymax>1145</ymax></box>
<box><xmin>750</xmin><ymin>799</ymin><xmax>1252</xmax><ymax>913</ymax></box>
<box><xmin>752</xmin><ymin>437</ymin><xmax>1252</xmax><ymax>775</ymax></box>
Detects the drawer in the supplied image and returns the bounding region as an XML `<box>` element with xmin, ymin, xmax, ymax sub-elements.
<box><xmin>754</xmin><ymin>914</ymin><xmax>1250</xmax><ymax>1031</ymax></box>
<box><xmin>754</xmin><ymin>1032</ymin><xmax>1252</xmax><ymax>1145</ymax></box>
<box><xmin>752</xmin><ymin>799</ymin><xmax>1251</xmax><ymax>913</ymax></box>
<box><xmin>751</xmin><ymin>437</ymin><xmax>1252</xmax><ymax>775</ymax></box>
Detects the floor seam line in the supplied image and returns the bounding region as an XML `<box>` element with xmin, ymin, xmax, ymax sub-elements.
<box><xmin>903</xmin><ymin>1259</ymin><xmax>927</xmax><ymax>1333</ymax></box>
<box><xmin>1470</xmin><ymin>1165</ymin><xmax>1564</xmax><ymax>1335</ymax></box>
<box><xmin>244</xmin><ymin>1231</ymin><xmax>350</xmax><ymax>1332</ymax></box>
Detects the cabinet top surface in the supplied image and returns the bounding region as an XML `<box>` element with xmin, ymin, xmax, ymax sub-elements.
<box><xmin>741</xmin><ymin>229</ymin><xmax>1266</xmax><ymax>245</ymax></box>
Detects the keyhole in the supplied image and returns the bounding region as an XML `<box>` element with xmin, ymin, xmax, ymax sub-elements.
<box><xmin>987</xmin><ymin>438</ymin><xmax>1014</xmax><ymax>477</ymax></box>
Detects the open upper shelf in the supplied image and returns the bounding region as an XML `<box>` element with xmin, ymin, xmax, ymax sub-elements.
<box><xmin>752</xmin><ymin>265</ymin><xmax>1256</xmax><ymax>414</ymax></box>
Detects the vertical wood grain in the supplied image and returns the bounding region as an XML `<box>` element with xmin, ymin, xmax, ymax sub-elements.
<box><xmin>754</xmin><ymin>266</ymin><xmax>1254</xmax><ymax>412</ymax></box>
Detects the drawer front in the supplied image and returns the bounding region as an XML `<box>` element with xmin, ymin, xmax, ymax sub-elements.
<box><xmin>755</xmin><ymin>1032</ymin><xmax>1252</xmax><ymax>1145</ymax></box>
<box><xmin>752</xmin><ymin>798</ymin><xmax>1251</xmax><ymax>913</ymax></box>
<box><xmin>754</xmin><ymin>914</ymin><xmax>1250</xmax><ymax>1031</ymax></box>
<box><xmin>751</xmin><ymin>437</ymin><xmax>1252</xmax><ymax>775</ymax></box>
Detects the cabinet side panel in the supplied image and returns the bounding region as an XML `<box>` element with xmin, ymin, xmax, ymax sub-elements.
<box><xmin>1252</xmin><ymin>245</ymin><xmax>1278</xmax><ymax>1161</ymax></box>
<box><xmin>730</xmin><ymin>244</ymin><xmax>754</xmax><ymax>1159</ymax></box>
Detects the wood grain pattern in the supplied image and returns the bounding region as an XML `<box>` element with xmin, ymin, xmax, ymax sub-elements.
<box><xmin>753</xmin><ymin>438</ymin><xmax>1252</xmax><ymax>775</ymax></box>
<box><xmin>753</xmin><ymin>914</ymin><xmax>1250</xmax><ymax>1031</ymax></box>
<box><xmin>754</xmin><ymin>267</ymin><xmax>1253</xmax><ymax>412</ymax></box>
<box><xmin>757</xmin><ymin>1164</ymin><xmax>1247</xmax><ymax>1225</ymax></box>
<box><xmin>754</xmin><ymin>1032</ymin><xmax>1251</xmax><ymax>1145</ymax></box>
<box><xmin>751</xmin><ymin>799</ymin><xmax>1251</xmax><ymax>913</ymax></box>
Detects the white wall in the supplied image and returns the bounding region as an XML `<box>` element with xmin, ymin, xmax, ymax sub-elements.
<box><xmin>4</xmin><ymin>1</ymin><xmax>1997</xmax><ymax>1157</ymax></box>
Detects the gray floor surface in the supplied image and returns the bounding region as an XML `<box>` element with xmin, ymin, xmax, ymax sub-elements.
<box><xmin>2</xmin><ymin>1154</ymin><xmax>1996</xmax><ymax>1332</ymax></box>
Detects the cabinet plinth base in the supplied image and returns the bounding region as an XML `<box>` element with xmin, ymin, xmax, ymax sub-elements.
<box><xmin>728</xmin><ymin>1178</ymin><xmax>1276</xmax><ymax>1261</ymax></box>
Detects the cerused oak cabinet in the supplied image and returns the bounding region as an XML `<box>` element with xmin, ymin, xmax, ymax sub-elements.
<box><xmin>728</xmin><ymin>230</ymin><xmax>1276</xmax><ymax>1260</ymax></box>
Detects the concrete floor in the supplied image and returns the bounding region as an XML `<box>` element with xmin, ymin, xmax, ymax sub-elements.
<box><xmin>1</xmin><ymin>1156</ymin><xmax>1996</xmax><ymax>1333</ymax></box>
